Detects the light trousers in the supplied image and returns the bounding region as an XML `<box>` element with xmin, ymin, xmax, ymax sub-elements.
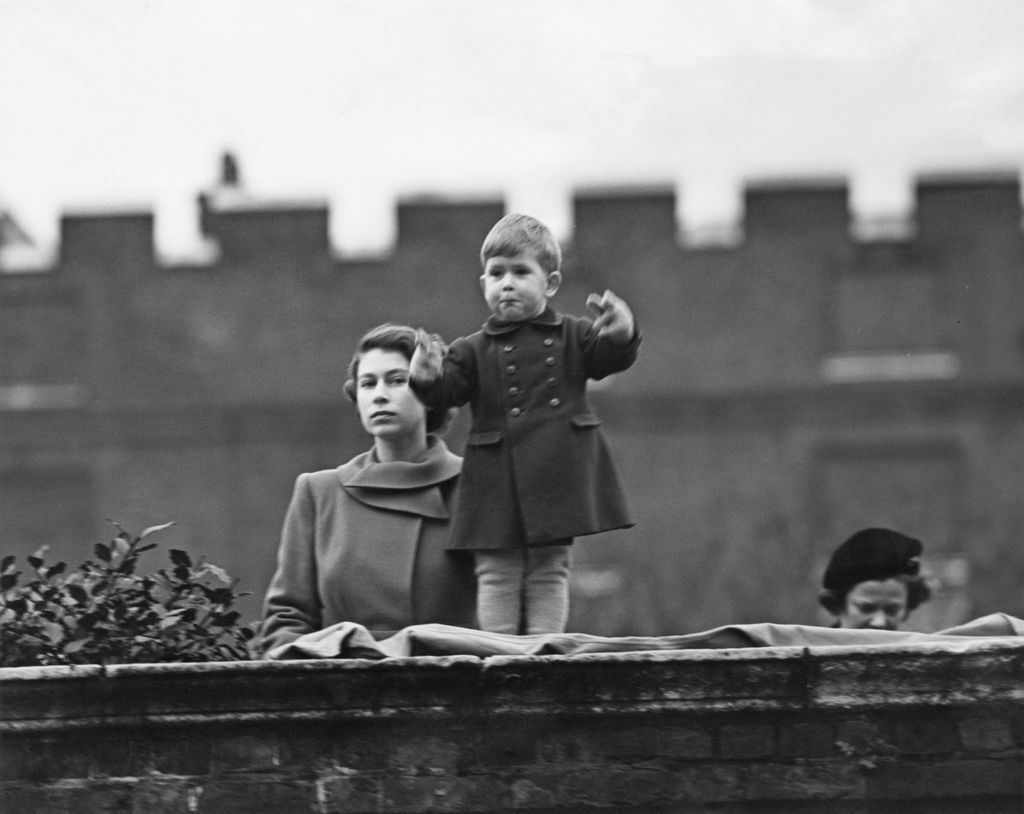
<box><xmin>474</xmin><ymin>544</ymin><xmax>572</xmax><ymax>635</ymax></box>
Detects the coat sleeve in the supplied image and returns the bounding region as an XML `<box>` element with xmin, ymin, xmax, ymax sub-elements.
<box><xmin>410</xmin><ymin>336</ymin><xmax>479</xmax><ymax>409</ymax></box>
<box><xmin>260</xmin><ymin>474</ymin><xmax>323</xmax><ymax>655</ymax></box>
<box><xmin>578</xmin><ymin>316</ymin><xmax>642</xmax><ymax>381</ymax></box>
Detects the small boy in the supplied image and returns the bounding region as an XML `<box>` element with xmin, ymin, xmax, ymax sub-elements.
<box><xmin>410</xmin><ymin>212</ymin><xmax>640</xmax><ymax>635</ymax></box>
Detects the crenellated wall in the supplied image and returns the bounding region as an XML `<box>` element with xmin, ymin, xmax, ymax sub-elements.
<box><xmin>5</xmin><ymin>171</ymin><xmax>1021</xmax><ymax>398</ymax></box>
<box><xmin>2</xmin><ymin>170</ymin><xmax>1023</xmax><ymax>636</ymax></box>
<box><xmin>2</xmin><ymin>640</ymin><xmax>1024</xmax><ymax>812</ymax></box>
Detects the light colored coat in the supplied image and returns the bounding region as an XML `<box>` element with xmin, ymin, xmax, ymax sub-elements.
<box><xmin>260</xmin><ymin>438</ymin><xmax>476</xmax><ymax>654</ymax></box>
<box><xmin>412</xmin><ymin>308</ymin><xmax>639</xmax><ymax>548</ymax></box>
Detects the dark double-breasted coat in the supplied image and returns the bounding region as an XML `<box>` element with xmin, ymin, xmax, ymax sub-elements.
<box><xmin>412</xmin><ymin>307</ymin><xmax>640</xmax><ymax>549</ymax></box>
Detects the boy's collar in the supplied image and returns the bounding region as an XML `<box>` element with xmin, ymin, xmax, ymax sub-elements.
<box><xmin>483</xmin><ymin>306</ymin><xmax>562</xmax><ymax>335</ymax></box>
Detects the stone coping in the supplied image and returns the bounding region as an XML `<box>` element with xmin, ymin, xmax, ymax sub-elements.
<box><xmin>2</xmin><ymin>638</ymin><xmax>1024</xmax><ymax>734</ymax></box>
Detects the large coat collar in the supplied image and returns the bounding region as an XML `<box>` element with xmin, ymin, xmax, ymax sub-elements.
<box><xmin>483</xmin><ymin>306</ymin><xmax>563</xmax><ymax>336</ymax></box>
<box><xmin>339</xmin><ymin>438</ymin><xmax>461</xmax><ymax>519</ymax></box>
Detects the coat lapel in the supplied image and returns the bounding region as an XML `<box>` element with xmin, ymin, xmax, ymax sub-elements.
<box><xmin>340</xmin><ymin>440</ymin><xmax>461</xmax><ymax>519</ymax></box>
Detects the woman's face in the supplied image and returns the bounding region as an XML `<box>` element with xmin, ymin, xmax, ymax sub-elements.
<box><xmin>838</xmin><ymin>578</ymin><xmax>910</xmax><ymax>630</ymax></box>
<box><xmin>354</xmin><ymin>348</ymin><xmax>427</xmax><ymax>443</ymax></box>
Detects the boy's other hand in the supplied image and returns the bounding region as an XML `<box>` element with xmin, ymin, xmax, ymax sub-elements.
<box><xmin>586</xmin><ymin>290</ymin><xmax>635</xmax><ymax>343</ymax></box>
<box><xmin>411</xmin><ymin>329</ymin><xmax>445</xmax><ymax>382</ymax></box>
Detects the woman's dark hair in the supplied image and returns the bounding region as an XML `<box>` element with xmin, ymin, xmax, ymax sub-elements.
<box><xmin>818</xmin><ymin>573</ymin><xmax>932</xmax><ymax>616</ymax></box>
<box><xmin>343</xmin><ymin>323</ymin><xmax>454</xmax><ymax>435</ymax></box>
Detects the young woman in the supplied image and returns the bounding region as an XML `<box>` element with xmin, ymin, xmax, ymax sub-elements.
<box><xmin>260</xmin><ymin>324</ymin><xmax>476</xmax><ymax>654</ymax></box>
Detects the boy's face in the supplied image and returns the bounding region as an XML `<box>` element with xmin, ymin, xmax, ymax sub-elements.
<box><xmin>480</xmin><ymin>252</ymin><xmax>561</xmax><ymax>322</ymax></box>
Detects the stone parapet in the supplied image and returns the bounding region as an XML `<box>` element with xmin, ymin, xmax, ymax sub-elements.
<box><xmin>2</xmin><ymin>639</ymin><xmax>1023</xmax><ymax>812</ymax></box>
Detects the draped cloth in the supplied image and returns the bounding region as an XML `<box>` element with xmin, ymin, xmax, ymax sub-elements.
<box><xmin>266</xmin><ymin>612</ymin><xmax>1024</xmax><ymax>661</ymax></box>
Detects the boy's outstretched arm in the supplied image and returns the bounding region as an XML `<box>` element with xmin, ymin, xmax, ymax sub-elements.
<box><xmin>586</xmin><ymin>290</ymin><xmax>636</xmax><ymax>344</ymax></box>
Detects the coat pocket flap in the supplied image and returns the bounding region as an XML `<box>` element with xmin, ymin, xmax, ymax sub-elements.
<box><xmin>467</xmin><ymin>430</ymin><xmax>504</xmax><ymax>446</ymax></box>
<box><xmin>570</xmin><ymin>413</ymin><xmax>602</xmax><ymax>429</ymax></box>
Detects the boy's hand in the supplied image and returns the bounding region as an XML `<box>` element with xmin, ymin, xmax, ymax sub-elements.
<box><xmin>586</xmin><ymin>290</ymin><xmax>635</xmax><ymax>343</ymax></box>
<box><xmin>410</xmin><ymin>329</ymin><xmax>445</xmax><ymax>383</ymax></box>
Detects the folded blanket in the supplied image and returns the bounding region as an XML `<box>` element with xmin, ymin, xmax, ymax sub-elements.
<box><xmin>265</xmin><ymin>612</ymin><xmax>1024</xmax><ymax>660</ymax></box>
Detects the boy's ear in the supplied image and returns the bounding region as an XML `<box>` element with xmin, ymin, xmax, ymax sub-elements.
<box><xmin>479</xmin><ymin>274</ymin><xmax>487</xmax><ymax>295</ymax></box>
<box><xmin>545</xmin><ymin>270</ymin><xmax>562</xmax><ymax>296</ymax></box>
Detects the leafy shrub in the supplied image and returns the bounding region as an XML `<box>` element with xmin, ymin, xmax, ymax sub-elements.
<box><xmin>0</xmin><ymin>521</ymin><xmax>257</xmax><ymax>667</ymax></box>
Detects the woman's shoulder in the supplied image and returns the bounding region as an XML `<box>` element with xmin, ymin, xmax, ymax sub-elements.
<box><xmin>430</xmin><ymin>439</ymin><xmax>463</xmax><ymax>473</ymax></box>
<box><xmin>295</xmin><ymin>451</ymin><xmax>374</xmax><ymax>488</ymax></box>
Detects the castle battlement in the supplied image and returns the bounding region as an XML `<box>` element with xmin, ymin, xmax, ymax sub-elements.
<box><xmin>2</xmin><ymin>169</ymin><xmax>1020</xmax><ymax>280</ymax></box>
<box><xmin>2</xmin><ymin>164</ymin><xmax>1024</xmax><ymax>643</ymax></box>
<box><xmin>2</xmin><ymin>165</ymin><xmax>1021</xmax><ymax>405</ymax></box>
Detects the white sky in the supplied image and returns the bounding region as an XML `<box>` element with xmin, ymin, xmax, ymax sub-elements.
<box><xmin>2</xmin><ymin>0</ymin><xmax>1023</xmax><ymax>257</ymax></box>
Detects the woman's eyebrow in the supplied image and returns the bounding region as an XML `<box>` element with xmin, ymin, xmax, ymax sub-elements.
<box><xmin>362</xmin><ymin>368</ymin><xmax>407</xmax><ymax>378</ymax></box>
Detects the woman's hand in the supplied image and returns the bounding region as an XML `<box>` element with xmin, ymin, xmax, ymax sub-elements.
<box><xmin>586</xmin><ymin>290</ymin><xmax>636</xmax><ymax>344</ymax></box>
<box><xmin>410</xmin><ymin>329</ymin><xmax>445</xmax><ymax>383</ymax></box>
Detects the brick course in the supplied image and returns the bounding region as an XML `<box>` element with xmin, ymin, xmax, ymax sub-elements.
<box><xmin>3</xmin><ymin>171</ymin><xmax>1024</xmax><ymax>637</ymax></box>
<box><xmin>2</xmin><ymin>639</ymin><xmax>1023</xmax><ymax>812</ymax></box>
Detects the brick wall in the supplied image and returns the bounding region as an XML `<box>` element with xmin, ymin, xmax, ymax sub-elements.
<box><xmin>2</xmin><ymin>640</ymin><xmax>1023</xmax><ymax>812</ymax></box>
<box><xmin>2</xmin><ymin>170</ymin><xmax>1024</xmax><ymax>634</ymax></box>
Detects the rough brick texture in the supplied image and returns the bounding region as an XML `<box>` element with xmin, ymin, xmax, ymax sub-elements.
<box><xmin>2</xmin><ymin>171</ymin><xmax>1024</xmax><ymax>637</ymax></box>
<box><xmin>2</xmin><ymin>640</ymin><xmax>1023</xmax><ymax>812</ymax></box>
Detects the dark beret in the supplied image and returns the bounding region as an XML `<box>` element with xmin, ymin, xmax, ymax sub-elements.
<box><xmin>822</xmin><ymin>527</ymin><xmax>923</xmax><ymax>592</ymax></box>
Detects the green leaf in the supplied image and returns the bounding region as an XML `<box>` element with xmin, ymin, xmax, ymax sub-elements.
<box><xmin>43</xmin><ymin>622</ymin><xmax>64</xmax><ymax>644</ymax></box>
<box><xmin>140</xmin><ymin>522</ymin><xmax>174</xmax><ymax>539</ymax></box>
<box><xmin>1</xmin><ymin>555</ymin><xmax>14</xmax><ymax>572</ymax></box>
<box><xmin>94</xmin><ymin>543</ymin><xmax>111</xmax><ymax>563</ymax></box>
<box><xmin>212</xmin><ymin>611</ymin><xmax>240</xmax><ymax>626</ymax></box>
<box><xmin>159</xmin><ymin>613</ymin><xmax>182</xmax><ymax>630</ymax></box>
<box><xmin>5</xmin><ymin>597</ymin><xmax>27</xmax><ymax>614</ymax></box>
<box><xmin>0</xmin><ymin>573</ymin><xmax>18</xmax><ymax>591</ymax></box>
<box><xmin>208</xmin><ymin>588</ymin><xmax>235</xmax><ymax>605</ymax></box>
<box><xmin>78</xmin><ymin>612</ymin><xmax>100</xmax><ymax>631</ymax></box>
<box><xmin>67</xmin><ymin>584</ymin><xmax>89</xmax><ymax>604</ymax></box>
<box><xmin>198</xmin><ymin>563</ymin><xmax>231</xmax><ymax>584</ymax></box>
<box><xmin>27</xmin><ymin>556</ymin><xmax>43</xmax><ymax>570</ymax></box>
<box><xmin>169</xmin><ymin>549</ymin><xmax>191</xmax><ymax>567</ymax></box>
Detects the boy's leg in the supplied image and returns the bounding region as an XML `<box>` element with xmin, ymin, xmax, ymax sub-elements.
<box><xmin>474</xmin><ymin>548</ymin><xmax>526</xmax><ymax>634</ymax></box>
<box><xmin>523</xmin><ymin>543</ymin><xmax>572</xmax><ymax>635</ymax></box>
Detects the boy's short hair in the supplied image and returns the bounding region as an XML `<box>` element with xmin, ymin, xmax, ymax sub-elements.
<box><xmin>480</xmin><ymin>213</ymin><xmax>561</xmax><ymax>274</ymax></box>
<box><xmin>343</xmin><ymin>323</ymin><xmax>455</xmax><ymax>435</ymax></box>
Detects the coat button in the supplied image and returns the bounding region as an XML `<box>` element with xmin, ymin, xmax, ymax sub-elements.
<box><xmin>506</xmin><ymin>364</ymin><xmax>517</xmax><ymax>374</ymax></box>
<box><xmin>510</xmin><ymin>407</ymin><xmax>522</xmax><ymax>417</ymax></box>
<box><xmin>549</xmin><ymin>398</ymin><xmax>561</xmax><ymax>408</ymax></box>
<box><xmin>503</xmin><ymin>345</ymin><xmax>515</xmax><ymax>353</ymax></box>
<box><xmin>543</xmin><ymin>338</ymin><xmax>554</xmax><ymax>346</ymax></box>
<box><xmin>544</xmin><ymin>357</ymin><xmax>555</xmax><ymax>366</ymax></box>
<box><xmin>509</xmin><ymin>386</ymin><xmax>519</xmax><ymax>395</ymax></box>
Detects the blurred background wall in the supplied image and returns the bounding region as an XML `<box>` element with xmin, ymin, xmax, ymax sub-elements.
<box><xmin>2</xmin><ymin>157</ymin><xmax>1021</xmax><ymax>635</ymax></box>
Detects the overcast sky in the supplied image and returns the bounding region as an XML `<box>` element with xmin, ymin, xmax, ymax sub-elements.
<box><xmin>2</xmin><ymin>0</ymin><xmax>1022</xmax><ymax>257</ymax></box>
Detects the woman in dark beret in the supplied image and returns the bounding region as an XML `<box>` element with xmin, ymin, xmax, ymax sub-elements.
<box><xmin>818</xmin><ymin>527</ymin><xmax>932</xmax><ymax>630</ymax></box>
